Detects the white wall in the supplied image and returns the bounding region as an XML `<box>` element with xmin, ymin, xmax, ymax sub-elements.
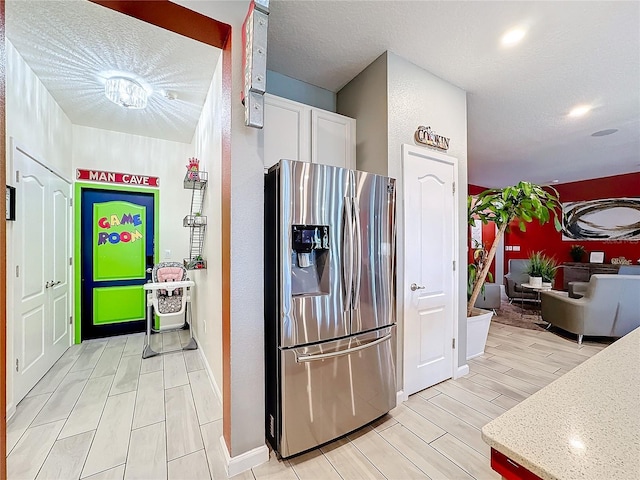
<box><xmin>190</xmin><ymin>59</ymin><xmax>223</xmax><ymax>395</ymax></box>
<box><xmin>5</xmin><ymin>40</ymin><xmax>74</xmax><ymax>415</ymax></box>
<box><xmin>337</xmin><ymin>52</ymin><xmax>388</xmax><ymax>175</ymax></box>
<box><xmin>72</xmin><ymin>126</ymin><xmax>193</xmax><ymax>302</ymax></box>
<box><xmin>173</xmin><ymin>0</ymin><xmax>268</xmax><ymax>460</ymax></box>
<box><xmin>386</xmin><ymin>51</ymin><xmax>469</xmax><ymax>375</ymax></box>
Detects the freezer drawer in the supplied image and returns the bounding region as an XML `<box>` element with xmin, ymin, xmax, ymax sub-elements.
<box><xmin>278</xmin><ymin>326</ymin><xmax>396</xmax><ymax>457</ymax></box>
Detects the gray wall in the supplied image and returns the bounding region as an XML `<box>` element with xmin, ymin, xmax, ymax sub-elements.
<box><xmin>267</xmin><ymin>70</ymin><xmax>336</xmax><ymax>112</ymax></box>
<box><xmin>337</xmin><ymin>51</ymin><xmax>469</xmax><ymax>394</ymax></box>
<box><xmin>337</xmin><ymin>52</ymin><xmax>388</xmax><ymax>176</ymax></box>
<box><xmin>386</xmin><ymin>51</ymin><xmax>469</xmax><ymax>379</ymax></box>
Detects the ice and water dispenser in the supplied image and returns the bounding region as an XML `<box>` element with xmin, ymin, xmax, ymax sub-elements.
<box><xmin>291</xmin><ymin>225</ymin><xmax>330</xmax><ymax>296</ymax></box>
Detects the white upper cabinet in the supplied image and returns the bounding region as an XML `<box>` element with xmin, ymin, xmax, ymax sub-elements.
<box><xmin>263</xmin><ymin>94</ymin><xmax>356</xmax><ymax>170</ymax></box>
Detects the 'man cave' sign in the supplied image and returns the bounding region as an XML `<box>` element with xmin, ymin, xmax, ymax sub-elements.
<box><xmin>77</xmin><ymin>169</ymin><xmax>159</xmax><ymax>187</ymax></box>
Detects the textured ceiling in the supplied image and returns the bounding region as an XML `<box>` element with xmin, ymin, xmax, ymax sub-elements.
<box><xmin>267</xmin><ymin>1</ymin><xmax>640</xmax><ymax>187</ymax></box>
<box><xmin>7</xmin><ymin>0</ymin><xmax>221</xmax><ymax>143</ymax></box>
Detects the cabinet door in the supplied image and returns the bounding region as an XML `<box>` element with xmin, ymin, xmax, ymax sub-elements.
<box><xmin>311</xmin><ymin>109</ymin><xmax>356</xmax><ymax>169</ymax></box>
<box><xmin>263</xmin><ymin>94</ymin><xmax>311</xmax><ymax>169</ymax></box>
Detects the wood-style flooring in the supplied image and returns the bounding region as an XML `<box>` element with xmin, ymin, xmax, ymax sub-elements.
<box><xmin>7</xmin><ymin>324</ymin><xmax>607</xmax><ymax>479</ymax></box>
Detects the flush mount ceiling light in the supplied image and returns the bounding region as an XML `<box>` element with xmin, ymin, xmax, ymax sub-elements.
<box><xmin>105</xmin><ymin>76</ymin><xmax>148</xmax><ymax>109</ymax></box>
<box><xmin>501</xmin><ymin>27</ymin><xmax>526</xmax><ymax>47</ymax></box>
<box><xmin>568</xmin><ymin>105</ymin><xmax>592</xmax><ymax>117</ymax></box>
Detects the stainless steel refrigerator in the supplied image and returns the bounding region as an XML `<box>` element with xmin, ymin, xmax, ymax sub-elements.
<box><xmin>265</xmin><ymin>159</ymin><xmax>397</xmax><ymax>458</ymax></box>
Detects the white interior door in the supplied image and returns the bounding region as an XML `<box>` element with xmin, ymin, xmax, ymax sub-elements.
<box><xmin>13</xmin><ymin>147</ymin><xmax>72</xmax><ymax>403</ymax></box>
<box><xmin>403</xmin><ymin>145</ymin><xmax>457</xmax><ymax>396</ymax></box>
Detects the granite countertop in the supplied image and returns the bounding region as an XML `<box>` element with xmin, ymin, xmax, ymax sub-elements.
<box><xmin>482</xmin><ymin>328</ymin><xmax>640</xmax><ymax>480</ymax></box>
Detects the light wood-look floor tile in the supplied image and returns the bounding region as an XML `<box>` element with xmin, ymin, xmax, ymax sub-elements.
<box><xmin>432</xmin><ymin>381</ymin><xmax>506</xmax><ymax>418</ymax></box>
<box><xmin>83</xmin><ymin>465</ymin><xmax>125</xmax><ymax>480</ymax></box>
<box><xmin>165</xmin><ymin>385</ymin><xmax>203</xmax><ymax>461</ymax></box>
<box><xmin>7</xmin><ymin>420</ymin><xmax>65</xmax><ymax>480</ymax></box>
<box><xmin>491</xmin><ymin>394</ymin><xmax>520</xmax><ymax>410</ymax></box>
<box><xmin>27</xmin><ymin>356</ymin><xmax>76</xmax><ymax>397</ymax></box>
<box><xmin>82</xmin><ymin>391</ymin><xmax>136</xmax><ymax>478</ymax></box>
<box><xmin>465</xmin><ymin>373</ymin><xmax>530</xmax><ymax>402</ymax></box>
<box><xmin>31</xmin><ymin>369</ymin><xmax>92</xmax><ymax>427</ymax></box>
<box><xmin>200</xmin><ymin>420</ymin><xmax>229</xmax><ymax>480</ymax></box>
<box><xmin>405</xmin><ymin>395</ymin><xmax>490</xmax><ymax>458</ymax></box>
<box><xmin>59</xmin><ymin>375</ymin><xmax>114</xmax><ymax>439</ymax></box>
<box><xmin>189</xmin><ymin>370</ymin><xmax>222</xmax><ymax>425</ymax></box>
<box><xmin>132</xmin><ymin>371</ymin><xmax>165</xmax><ymax>429</ymax></box>
<box><xmin>70</xmin><ymin>341</ymin><xmax>107</xmax><ymax>373</ymax></box>
<box><xmin>140</xmin><ymin>355</ymin><xmax>163</xmax><ymax>374</ymax></box>
<box><xmin>429</xmin><ymin>393</ymin><xmax>493</xmax><ymax>429</ymax></box>
<box><xmin>347</xmin><ymin>426</ymin><xmax>425</xmax><ymax>479</ymax></box>
<box><xmin>432</xmin><ymin>433</ymin><xmax>500</xmax><ymax>479</ymax></box>
<box><xmin>124</xmin><ymin>422</ymin><xmax>167</xmax><ymax>480</ymax></box>
<box><xmin>6</xmin><ymin>393</ymin><xmax>51</xmax><ymax>453</ymax></box>
<box><xmin>449</xmin><ymin>376</ymin><xmax>501</xmax><ymax>401</ymax></box>
<box><xmin>379</xmin><ymin>424</ymin><xmax>474</xmax><ymax>480</ymax></box>
<box><xmin>122</xmin><ymin>334</ymin><xmax>145</xmax><ymax>357</ymax></box>
<box><xmin>110</xmin><ymin>355</ymin><xmax>142</xmax><ymax>396</ymax></box>
<box><xmin>11</xmin><ymin>325</ymin><xmax>606</xmax><ymax>480</ymax></box>
<box><xmin>168</xmin><ymin>449</ymin><xmax>211</xmax><ymax>480</ymax></box>
<box><xmin>370</xmin><ymin>413</ymin><xmax>398</xmax><ymax>432</ymax></box>
<box><xmin>320</xmin><ymin>436</ymin><xmax>385</xmax><ymax>479</ymax></box>
<box><xmin>35</xmin><ymin>431</ymin><xmax>94</xmax><ymax>480</ymax></box>
<box><xmin>91</xmin><ymin>344</ymin><xmax>125</xmax><ymax>379</ymax></box>
<box><xmin>163</xmin><ymin>352</ymin><xmax>189</xmax><ymax>389</ymax></box>
<box><xmin>183</xmin><ymin>349</ymin><xmax>205</xmax><ymax>372</ymax></box>
<box><xmin>289</xmin><ymin>449</ymin><xmax>341</xmax><ymax>479</ymax></box>
<box><xmin>389</xmin><ymin>403</ymin><xmax>446</xmax><ymax>443</ymax></box>
<box><xmin>252</xmin><ymin>449</ymin><xmax>298</xmax><ymax>480</ymax></box>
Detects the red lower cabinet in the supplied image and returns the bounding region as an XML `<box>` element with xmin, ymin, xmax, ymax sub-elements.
<box><xmin>491</xmin><ymin>448</ymin><xmax>543</xmax><ymax>480</ymax></box>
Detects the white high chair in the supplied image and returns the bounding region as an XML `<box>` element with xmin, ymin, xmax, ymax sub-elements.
<box><xmin>142</xmin><ymin>262</ymin><xmax>197</xmax><ymax>359</ymax></box>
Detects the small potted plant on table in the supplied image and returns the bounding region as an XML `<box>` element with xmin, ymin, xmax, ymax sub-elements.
<box><xmin>569</xmin><ymin>244</ymin><xmax>585</xmax><ymax>262</ymax></box>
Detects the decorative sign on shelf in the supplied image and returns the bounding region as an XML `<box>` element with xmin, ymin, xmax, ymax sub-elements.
<box><xmin>242</xmin><ymin>0</ymin><xmax>269</xmax><ymax>128</ymax></box>
<box><xmin>77</xmin><ymin>169</ymin><xmax>159</xmax><ymax>188</ymax></box>
<box><xmin>415</xmin><ymin>125</ymin><xmax>450</xmax><ymax>151</ymax></box>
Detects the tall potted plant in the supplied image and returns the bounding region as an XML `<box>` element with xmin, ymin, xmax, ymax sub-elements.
<box><xmin>468</xmin><ymin>181</ymin><xmax>562</xmax><ymax>317</ymax></box>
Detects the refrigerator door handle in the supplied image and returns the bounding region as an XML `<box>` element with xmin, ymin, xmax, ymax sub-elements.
<box><xmin>352</xmin><ymin>198</ymin><xmax>362</xmax><ymax>307</ymax></box>
<box><xmin>295</xmin><ymin>333</ymin><xmax>393</xmax><ymax>362</ymax></box>
<box><xmin>343</xmin><ymin>196</ymin><xmax>354</xmax><ymax>312</ymax></box>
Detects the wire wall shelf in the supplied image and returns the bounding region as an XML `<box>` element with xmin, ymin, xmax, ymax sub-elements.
<box><xmin>184</xmin><ymin>170</ymin><xmax>208</xmax><ymax>270</ymax></box>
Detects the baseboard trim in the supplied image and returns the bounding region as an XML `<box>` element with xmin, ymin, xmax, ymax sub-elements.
<box><xmin>454</xmin><ymin>363</ymin><xmax>470</xmax><ymax>378</ymax></box>
<box><xmin>466</xmin><ymin>352</ymin><xmax>484</xmax><ymax>361</ymax></box>
<box><xmin>219</xmin><ymin>435</ymin><xmax>269</xmax><ymax>476</ymax></box>
<box><xmin>396</xmin><ymin>390</ymin><xmax>408</xmax><ymax>404</ymax></box>
<box><xmin>193</xmin><ymin>334</ymin><xmax>222</xmax><ymax>401</ymax></box>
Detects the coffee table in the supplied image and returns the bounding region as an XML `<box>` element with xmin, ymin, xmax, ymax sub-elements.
<box><xmin>520</xmin><ymin>283</ymin><xmax>553</xmax><ymax>318</ymax></box>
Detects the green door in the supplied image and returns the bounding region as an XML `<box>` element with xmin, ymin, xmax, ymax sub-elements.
<box><xmin>81</xmin><ymin>188</ymin><xmax>155</xmax><ymax>339</ymax></box>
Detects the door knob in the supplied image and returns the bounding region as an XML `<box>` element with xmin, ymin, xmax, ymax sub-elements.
<box><xmin>51</xmin><ymin>280</ymin><xmax>62</xmax><ymax>287</ymax></box>
<box><xmin>410</xmin><ymin>283</ymin><xmax>425</xmax><ymax>291</ymax></box>
<box><xmin>45</xmin><ymin>281</ymin><xmax>51</xmax><ymax>289</ymax></box>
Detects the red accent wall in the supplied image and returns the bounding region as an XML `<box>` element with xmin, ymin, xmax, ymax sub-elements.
<box><xmin>504</xmin><ymin>173</ymin><xmax>640</xmax><ymax>289</ymax></box>
<box><xmin>468</xmin><ymin>184</ymin><xmax>497</xmax><ymax>281</ymax></box>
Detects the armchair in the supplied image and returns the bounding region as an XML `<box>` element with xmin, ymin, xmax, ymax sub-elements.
<box><xmin>504</xmin><ymin>259</ymin><xmax>537</xmax><ymax>302</ymax></box>
<box><xmin>541</xmin><ymin>274</ymin><xmax>640</xmax><ymax>344</ymax></box>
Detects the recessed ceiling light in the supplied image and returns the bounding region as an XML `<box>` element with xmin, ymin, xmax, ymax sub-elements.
<box><xmin>552</xmin><ymin>180</ymin><xmax>559</xmax><ymax>184</ymax></box>
<box><xmin>568</xmin><ymin>105</ymin><xmax>592</xmax><ymax>117</ymax></box>
<box><xmin>501</xmin><ymin>28</ymin><xmax>526</xmax><ymax>47</ymax></box>
<box><xmin>591</xmin><ymin>129</ymin><xmax>618</xmax><ymax>137</ymax></box>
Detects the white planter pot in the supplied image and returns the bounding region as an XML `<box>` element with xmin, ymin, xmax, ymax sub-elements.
<box><xmin>529</xmin><ymin>276</ymin><xmax>542</xmax><ymax>287</ymax></box>
<box><xmin>466</xmin><ymin>308</ymin><xmax>494</xmax><ymax>360</ymax></box>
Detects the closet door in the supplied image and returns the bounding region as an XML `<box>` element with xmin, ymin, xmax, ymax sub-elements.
<box><xmin>13</xmin><ymin>147</ymin><xmax>71</xmax><ymax>403</ymax></box>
